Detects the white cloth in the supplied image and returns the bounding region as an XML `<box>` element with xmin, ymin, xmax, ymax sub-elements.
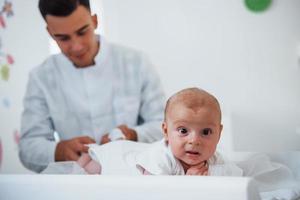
<box><xmin>41</xmin><ymin>161</ymin><xmax>87</xmax><ymax>174</ymax></box>
<box><xmin>235</xmin><ymin>153</ymin><xmax>300</xmax><ymax>200</ymax></box>
<box><xmin>260</xmin><ymin>188</ymin><xmax>300</xmax><ymax>200</ymax></box>
<box><xmin>88</xmin><ymin>141</ymin><xmax>149</xmax><ymax>175</ymax></box>
<box><xmin>88</xmin><ymin>139</ymin><xmax>243</xmax><ymax>176</ymax></box>
<box><xmin>19</xmin><ymin>36</ymin><xmax>165</xmax><ymax>172</ymax></box>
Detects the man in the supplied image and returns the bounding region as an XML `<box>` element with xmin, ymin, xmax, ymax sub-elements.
<box><xmin>19</xmin><ymin>0</ymin><xmax>165</xmax><ymax>173</ymax></box>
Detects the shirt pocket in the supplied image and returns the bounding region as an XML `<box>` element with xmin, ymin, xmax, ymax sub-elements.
<box><xmin>113</xmin><ymin>96</ymin><xmax>140</xmax><ymax>127</ymax></box>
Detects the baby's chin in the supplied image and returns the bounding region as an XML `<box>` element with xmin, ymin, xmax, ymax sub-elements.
<box><xmin>180</xmin><ymin>159</ymin><xmax>206</xmax><ymax>169</ymax></box>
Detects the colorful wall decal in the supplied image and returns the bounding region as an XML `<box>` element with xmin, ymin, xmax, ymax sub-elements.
<box><xmin>2</xmin><ymin>0</ymin><xmax>13</xmax><ymax>17</ymax></box>
<box><xmin>0</xmin><ymin>14</ymin><xmax>5</xmax><ymax>28</ymax></box>
<box><xmin>6</xmin><ymin>54</ymin><xmax>14</xmax><ymax>64</ymax></box>
<box><xmin>245</xmin><ymin>0</ymin><xmax>272</xmax><ymax>12</ymax></box>
<box><xmin>0</xmin><ymin>0</ymin><xmax>13</xmax><ymax>29</ymax></box>
<box><xmin>13</xmin><ymin>129</ymin><xmax>20</xmax><ymax>145</ymax></box>
<box><xmin>1</xmin><ymin>64</ymin><xmax>9</xmax><ymax>80</ymax></box>
<box><xmin>2</xmin><ymin>97</ymin><xmax>10</xmax><ymax>108</ymax></box>
<box><xmin>0</xmin><ymin>1</ymin><xmax>14</xmax><ymax>81</ymax></box>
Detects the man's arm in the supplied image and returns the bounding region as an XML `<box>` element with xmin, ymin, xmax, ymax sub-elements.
<box><xmin>19</xmin><ymin>71</ymin><xmax>95</xmax><ymax>172</ymax></box>
<box><xmin>19</xmin><ymin>71</ymin><xmax>58</xmax><ymax>172</ymax></box>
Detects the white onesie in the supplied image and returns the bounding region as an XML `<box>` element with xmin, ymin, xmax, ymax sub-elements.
<box><xmin>88</xmin><ymin>139</ymin><xmax>243</xmax><ymax>176</ymax></box>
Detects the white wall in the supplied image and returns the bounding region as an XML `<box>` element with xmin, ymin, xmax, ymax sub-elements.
<box><xmin>0</xmin><ymin>0</ymin><xmax>49</xmax><ymax>173</ymax></box>
<box><xmin>99</xmin><ymin>0</ymin><xmax>300</xmax><ymax>152</ymax></box>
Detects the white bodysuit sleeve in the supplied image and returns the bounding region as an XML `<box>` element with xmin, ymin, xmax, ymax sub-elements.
<box><xmin>135</xmin><ymin>140</ymin><xmax>185</xmax><ymax>175</ymax></box>
<box><xmin>208</xmin><ymin>152</ymin><xmax>243</xmax><ymax>176</ymax></box>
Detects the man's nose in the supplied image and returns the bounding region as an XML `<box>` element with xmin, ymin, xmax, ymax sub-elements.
<box><xmin>71</xmin><ymin>39</ymin><xmax>84</xmax><ymax>52</ymax></box>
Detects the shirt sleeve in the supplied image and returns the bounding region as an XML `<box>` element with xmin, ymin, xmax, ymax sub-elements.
<box><xmin>19</xmin><ymin>70</ymin><xmax>57</xmax><ymax>173</ymax></box>
<box><xmin>132</xmin><ymin>54</ymin><xmax>165</xmax><ymax>143</ymax></box>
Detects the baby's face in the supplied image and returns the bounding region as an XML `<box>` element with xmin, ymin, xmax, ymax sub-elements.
<box><xmin>163</xmin><ymin>103</ymin><xmax>222</xmax><ymax>171</ymax></box>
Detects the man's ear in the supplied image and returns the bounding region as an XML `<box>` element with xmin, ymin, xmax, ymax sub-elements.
<box><xmin>162</xmin><ymin>122</ymin><xmax>168</xmax><ymax>141</ymax></box>
<box><xmin>92</xmin><ymin>14</ymin><xmax>98</xmax><ymax>29</ymax></box>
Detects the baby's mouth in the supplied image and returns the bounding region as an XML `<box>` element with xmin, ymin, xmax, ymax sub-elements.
<box><xmin>185</xmin><ymin>151</ymin><xmax>200</xmax><ymax>155</ymax></box>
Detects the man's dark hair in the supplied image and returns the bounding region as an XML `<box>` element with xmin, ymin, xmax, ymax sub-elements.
<box><xmin>39</xmin><ymin>0</ymin><xmax>90</xmax><ymax>20</ymax></box>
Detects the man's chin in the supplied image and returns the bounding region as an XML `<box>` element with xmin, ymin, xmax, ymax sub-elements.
<box><xmin>72</xmin><ymin>60</ymin><xmax>92</xmax><ymax>68</ymax></box>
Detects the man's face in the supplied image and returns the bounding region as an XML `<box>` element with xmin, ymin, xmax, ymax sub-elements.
<box><xmin>46</xmin><ymin>5</ymin><xmax>98</xmax><ymax>68</ymax></box>
<box><xmin>162</xmin><ymin>103</ymin><xmax>222</xmax><ymax>171</ymax></box>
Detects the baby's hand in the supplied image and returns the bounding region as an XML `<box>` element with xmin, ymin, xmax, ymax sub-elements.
<box><xmin>186</xmin><ymin>161</ymin><xmax>209</xmax><ymax>176</ymax></box>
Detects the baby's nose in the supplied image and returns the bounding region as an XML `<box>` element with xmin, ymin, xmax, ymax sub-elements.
<box><xmin>188</xmin><ymin>132</ymin><xmax>201</xmax><ymax>145</ymax></box>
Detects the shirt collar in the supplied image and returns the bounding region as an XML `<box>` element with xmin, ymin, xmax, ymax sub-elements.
<box><xmin>93</xmin><ymin>34</ymin><xmax>109</xmax><ymax>67</ymax></box>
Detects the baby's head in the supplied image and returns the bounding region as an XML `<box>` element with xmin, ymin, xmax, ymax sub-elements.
<box><xmin>162</xmin><ymin>87</ymin><xmax>223</xmax><ymax>171</ymax></box>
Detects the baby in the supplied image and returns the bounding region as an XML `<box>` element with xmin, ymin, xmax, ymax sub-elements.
<box><xmin>77</xmin><ymin>87</ymin><xmax>242</xmax><ymax>176</ymax></box>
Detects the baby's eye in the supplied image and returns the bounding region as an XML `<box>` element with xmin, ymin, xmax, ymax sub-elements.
<box><xmin>202</xmin><ymin>128</ymin><xmax>212</xmax><ymax>136</ymax></box>
<box><xmin>177</xmin><ymin>127</ymin><xmax>188</xmax><ymax>134</ymax></box>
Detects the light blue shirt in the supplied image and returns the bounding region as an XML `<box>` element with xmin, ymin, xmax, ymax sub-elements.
<box><xmin>19</xmin><ymin>36</ymin><xmax>165</xmax><ymax>172</ymax></box>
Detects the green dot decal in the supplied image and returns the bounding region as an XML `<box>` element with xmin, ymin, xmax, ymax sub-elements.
<box><xmin>1</xmin><ymin>64</ymin><xmax>10</xmax><ymax>81</ymax></box>
<box><xmin>245</xmin><ymin>0</ymin><xmax>272</xmax><ymax>12</ymax></box>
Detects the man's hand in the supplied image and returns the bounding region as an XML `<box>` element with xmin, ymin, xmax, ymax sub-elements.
<box><xmin>100</xmin><ymin>134</ymin><xmax>110</xmax><ymax>145</ymax></box>
<box><xmin>186</xmin><ymin>161</ymin><xmax>209</xmax><ymax>176</ymax></box>
<box><xmin>55</xmin><ymin>136</ymin><xmax>96</xmax><ymax>161</ymax></box>
<box><xmin>100</xmin><ymin>125</ymin><xmax>138</xmax><ymax>144</ymax></box>
<box><xmin>118</xmin><ymin>125</ymin><xmax>138</xmax><ymax>141</ymax></box>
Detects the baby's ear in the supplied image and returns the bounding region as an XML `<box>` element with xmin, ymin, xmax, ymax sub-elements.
<box><xmin>219</xmin><ymin>124</ymin><xmax>223</xmax><ymax>133</ymax></box>
<box><xmin>162</xmin><ymin>122</ymin><xmax>168</xmax><ymax>141</ymax></box>
<box><xmin>217</xmin><ymin>124</ymin><xmax>223</xmax><ymax>141</ymax></box>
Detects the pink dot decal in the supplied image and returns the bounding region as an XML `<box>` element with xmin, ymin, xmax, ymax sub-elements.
<box><xmin>14</xmin><ymin>130</ymin><xmax>20</xmax><ymax>145</ymax></box>
<box><xmin>6</xmin><ymin>54</ymin><xmax>14</xmax><ymax>65</ymax></box>
<box><xmin>0</xmin><ymin>15</ymin><xmax>6</xmax><ymax>28</ymax></box>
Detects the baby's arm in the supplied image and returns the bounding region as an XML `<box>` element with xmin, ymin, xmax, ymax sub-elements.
<box><xmin>77</xmin><ymin>153</ymin><xmax>102</xmax><ymax>174</ymax></box>
<box><xmin>186</xmin><ymin>161</ymin><xmax>209</xmax><ymax>176</ymax></box>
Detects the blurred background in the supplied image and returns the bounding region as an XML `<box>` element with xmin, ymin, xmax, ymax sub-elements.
<box><xmin>0</xmin><ymin>0</ymin><xmax>299</xmax><ymax>173</ymax></box>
